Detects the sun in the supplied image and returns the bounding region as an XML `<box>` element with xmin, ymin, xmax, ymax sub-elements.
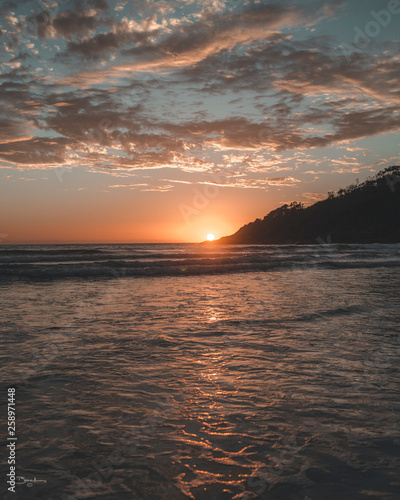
<box><xmin>206</xmin><ymin>233</ymin><xmax>215</xmax><ymax>241</ymax></box>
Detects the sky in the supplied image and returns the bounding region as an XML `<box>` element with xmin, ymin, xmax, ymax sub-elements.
<box><xmin>0</xmin><ymin>0</ymin><xmax>399</xmax><ymax>243</ymax></box>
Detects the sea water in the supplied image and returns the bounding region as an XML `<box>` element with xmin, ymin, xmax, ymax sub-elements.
<box><xmin>0</xmin><ymin>244</ymin><xmax>399</xmax><ymax>499</ymax></box>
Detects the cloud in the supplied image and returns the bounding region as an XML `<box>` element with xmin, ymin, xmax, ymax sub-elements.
<box><xmin>1</xmin><ymin>92</ymin><xmax>398</xmax><ymax>171</ymax></box>
<box><xmin>109</xmin><ymin>183</ymin><xmax>148</xmax><ymax>188</ymax></box>
<box><xmin>200</xmin><ymin>176</ymin><xmax>301</xmax><ymax>188</ymax></box>
<box><xmin>58</xmin><ymin>2</ymin><xmax>328</xmax><ymax>84</ymax></box>
<box><xmin>0</xmin><ymin>0</ymin><xmax>398</xmax><ymax>181</ymax></box>
<box><xmin>24</xmin><ymin>5</ymin><xmax>108</xmax><ymax>41</ymax></box>
<box><xmin>0</xmin><ymin>136</ymin><xmax>71</xmax><ymax>166</ymax></box>
<box><xmin>301</xmin><ymin>192</ymin><xmax>328</xmax><ymax>203</ymax></box>
<box><xmin>108</xmin><ymin>182</ymin><xmax>172</xmax><ymax>191</ymax></box>
<box><xmin>70</xmin><ymin>3</ymin><xmax>305</xmax><ymax>59</ymax></box>
<box><xmin>88</xmin><ymin>0</ymin><xmax>109</xmax><ymax>11</ymax></box>
<box><xmin>63</xmin><ymin>18</ymin><xmax>160</xmax><ymax>60</ymax></box>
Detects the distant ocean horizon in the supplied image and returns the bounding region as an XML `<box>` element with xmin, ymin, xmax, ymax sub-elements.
<box><xmin>1</xmin><ymin>243</ymin><xmax>400</xmax><ymax>499</ymax></box>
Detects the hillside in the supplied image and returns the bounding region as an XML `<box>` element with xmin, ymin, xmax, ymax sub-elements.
<box><xmin>216</xmin><ymin>166</ymin><xmax>400</xmax><ymax>244</ymax></box>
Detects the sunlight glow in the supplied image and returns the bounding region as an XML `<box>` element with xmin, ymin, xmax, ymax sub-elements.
<box><xmin>207</xmin><ymin>233</ymin><xmax>215</xmax><ymax>241</ymax></box>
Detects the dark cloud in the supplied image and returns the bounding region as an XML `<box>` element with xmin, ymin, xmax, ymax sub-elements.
<box><xmin>174</xmin><ymin>35</ymin><xmax>400</xmax><ymax>106</ymax></box>
<box><xmin>53</xmin><ymin>10</ymin><xmax>101</xmax><ymax>39</ymax></box>
<box><xmin>65</xmin><ymin>24</ymin><xmax>159</xmax><ymax>60</ymax></box>
<box><xmin>24</xmin><ymin>6</ymin><xmax>107</xmax><ymax>41</ymax></box>
<box><xmin>0</xmin><ymin>117</ymin><xmax>28</xmax><ymax>144</ymax></box>
<box><xmin>328</xmin><ymin>107</ymin><xmax>400</xmax><ymax>143</ymax></box>
<box><xmin>0</xmin><ymin>2</ymin><xmax>19</xmax><ymax>15</ymax></box>
<box><xmin>61</xmin><ymin>2</ymin><xmax>310</xmax><ymax>61</ymax></box>
<box><xmin>8</xmin><ymin>51</ymin><xmax>30</xmax><ymax>62</ymax></box>
<box><xmin>87</xmin><ymin>0</ymin><xmax>109</xmax><ymax>11</ymax></box>
<box><xmin>0</xmin><ymin>137</ymin><xmax>71</xmax><ymax>165</ymax></box>
<box><xmin>0</xmin><ymin>65</ymin><xmax>31</xmax><ymax>81</ymax></box>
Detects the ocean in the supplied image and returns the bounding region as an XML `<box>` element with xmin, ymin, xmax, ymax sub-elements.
<box><xmin>1</xmin><ymin>243</ymin><xmax>400</xmax><ymax>499</ymax></box>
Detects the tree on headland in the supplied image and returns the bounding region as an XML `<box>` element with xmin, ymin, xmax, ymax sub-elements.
<box><xmin>217</xmin><ymin>166</ymin><xmax>400</xmax><ymax>244</ymax></box>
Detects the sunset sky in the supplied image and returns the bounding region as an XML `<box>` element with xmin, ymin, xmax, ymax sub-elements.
<box><xmin>0</xmin><ymin>0</ymin><xmax>399</xmax><ymax>243</ymax></box>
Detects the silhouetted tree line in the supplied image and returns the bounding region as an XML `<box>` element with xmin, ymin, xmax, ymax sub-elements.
<box><xmin>218</xmin><ymin>166</ymin><xmax>400</xmax><ymax>244</ymax></box>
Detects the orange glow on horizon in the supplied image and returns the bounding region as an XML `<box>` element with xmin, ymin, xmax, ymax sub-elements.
<box><xmin>0</xmin><ymin>181</ymin><xmax>269</xmax><ymax>244</ymax></box>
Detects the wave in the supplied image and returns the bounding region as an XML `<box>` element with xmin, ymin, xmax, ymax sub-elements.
<box><xmin>0</xmin><ymin>248</ymin><xmax>104</xmax><ymax>255</ymax></box>
<box><xmin>1</xmin><ymin>245</ymin><xmax>400</xmax><ymax>281</ymax></box>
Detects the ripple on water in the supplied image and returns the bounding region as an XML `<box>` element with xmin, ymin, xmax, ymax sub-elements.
<box><xmin>1</xmin><ymin>265</ymin><xmax>399</xmax><ymax>499</ymax></box>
